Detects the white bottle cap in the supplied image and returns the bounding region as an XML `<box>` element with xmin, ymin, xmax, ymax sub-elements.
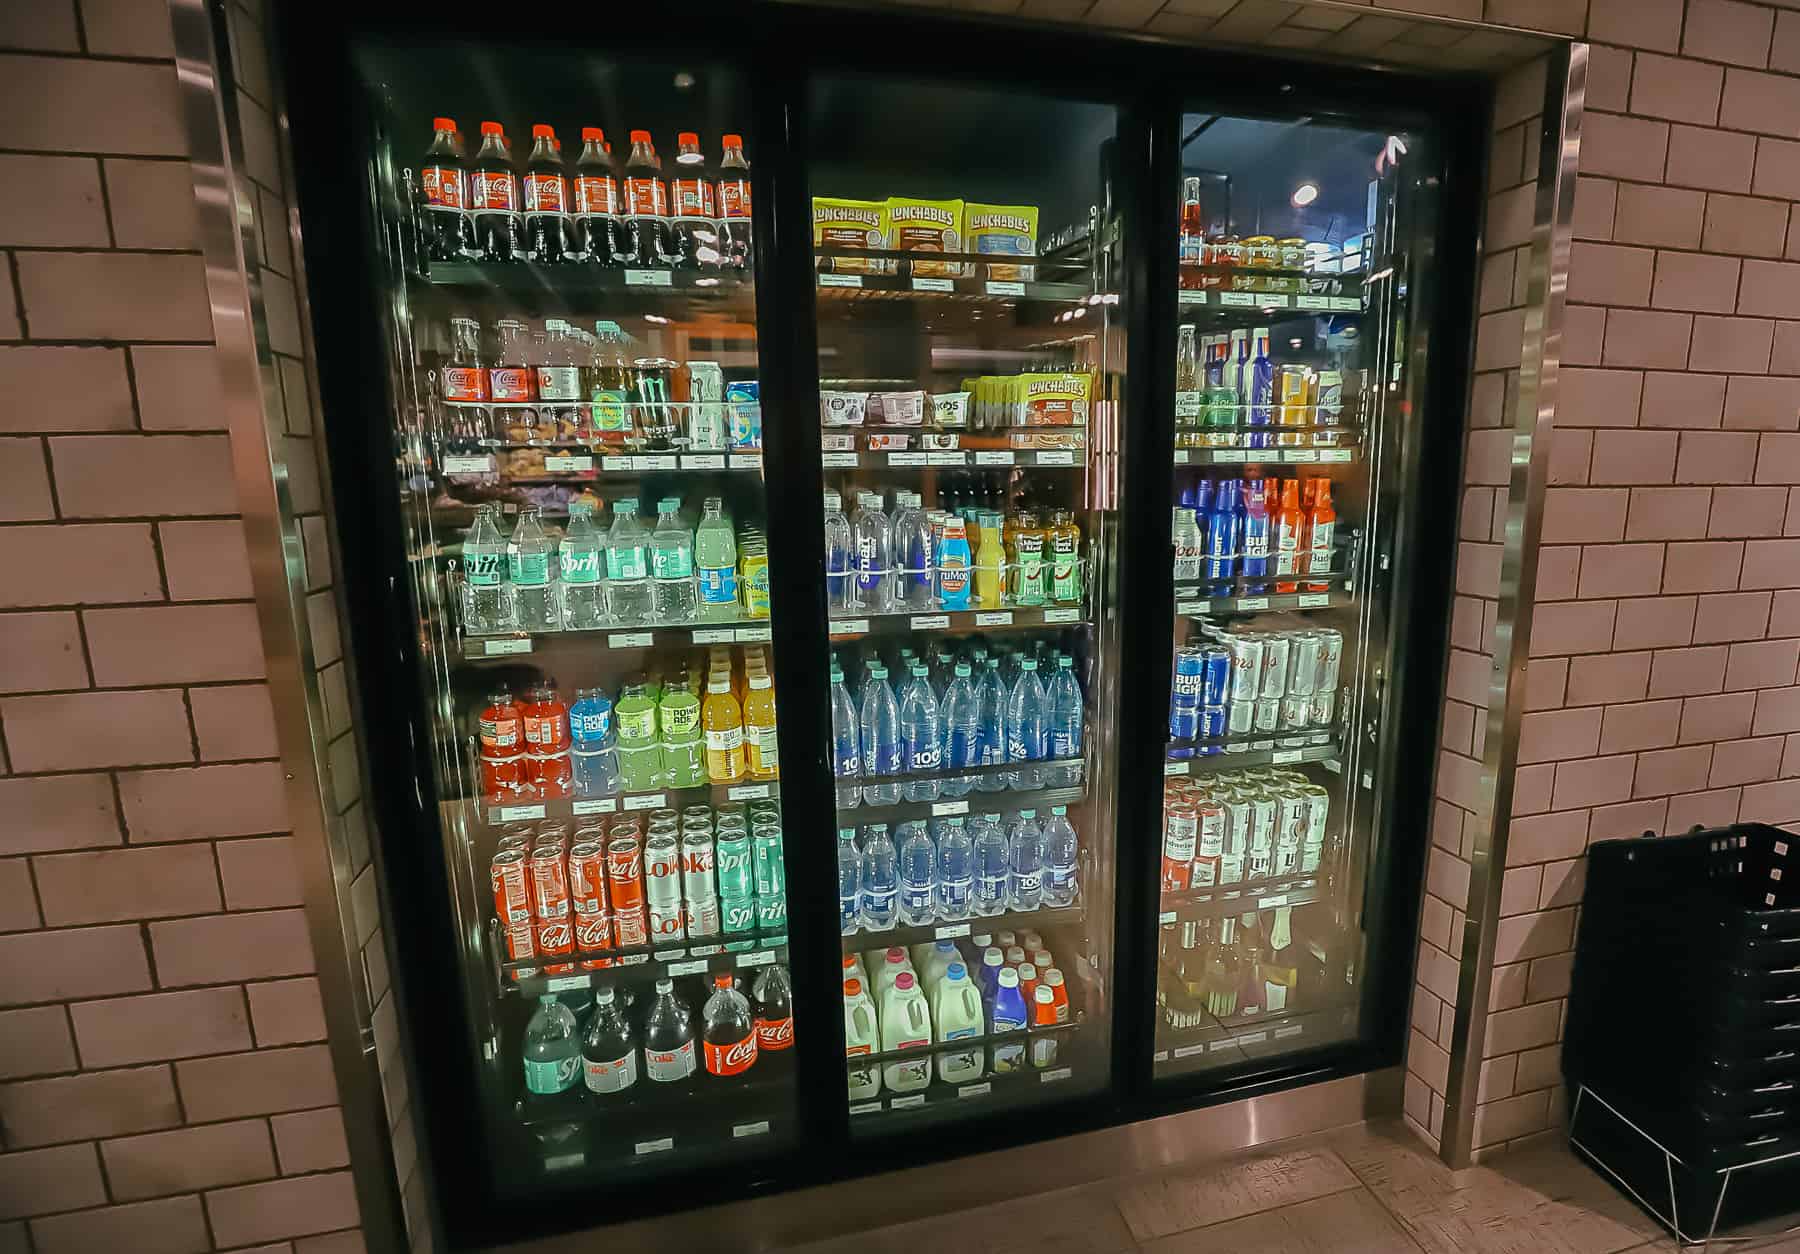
<box><xmin>997</xmin><ymin>967</ymin><xmax>1019</xmax><ymax>987</ymax></box>
<box><xmin>1034</xmin><ymin>985</ymin><xmax>1055</xmax><ymax>1004</ymax></box>
<box><xmin>1045</xmin><ymin>968</ymin><xmax>1064</xmax><ymax>988</ymax></box>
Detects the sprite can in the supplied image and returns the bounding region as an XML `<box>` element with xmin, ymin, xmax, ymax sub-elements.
<box><xmin>716</xmin><ymin>831</ymin><xmax>754</xmax><ymax>900</ymax></box>
<box><xmin>752</xmin><ymin>827</ymin><xmax>784</xmax><ymax>898</ymax></box>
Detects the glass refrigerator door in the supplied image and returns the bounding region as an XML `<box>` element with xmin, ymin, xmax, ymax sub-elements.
<box><xmin>358</xmin><ymin>45</ymin><xmax>800</xmax><ymax>1196</ymax></box>
<box><xmin>805</xmin><ymin>74</ymin><xmax>1123</xmax><ymax>1128</ymax></box>
<box><xmin>1154</xmin><ymin>113</ymin><xmax>1428</xmax><ymax>1077</ymax></box>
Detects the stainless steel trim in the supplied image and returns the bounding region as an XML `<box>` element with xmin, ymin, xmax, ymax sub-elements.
<box><xmin>493</xmin><ymin>1068</ymin><xmax>1401</xmax><ymax>1254</ymax></box>
<box><xmin>169</xmin><ymin>0</ymin><xmax>409</xmax><ymax>1246</ymax></box>
<box><xmin>1437</xmin><ymin>44</ymin><xmax>1585</xmax><ymax>1169</ymax></box>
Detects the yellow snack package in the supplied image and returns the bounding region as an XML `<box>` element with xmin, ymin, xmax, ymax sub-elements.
<box><xmin>812</xmin><ymin>198</ymin><xmax>887</xmax><ymax>274</ymax></box>
<box><xmin>884</xmin><ymin>197</ymin><xmax>964</xmax><ymax>279</ymax></box>
<box><xmin>1020</xmin><ymin>372</ymin><xmax>1093</xmax><ymax>427</ymax></box>
<box><xmin>965</xmin><ymin>203</ymin><xmax>1039</xmax><ymax>282</ymax></box>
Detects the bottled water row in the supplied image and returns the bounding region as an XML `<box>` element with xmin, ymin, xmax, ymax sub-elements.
<box><xmin>829</xmin><ymin>637</ymin><xmax>1085</xmax><ymax>805</ymax></box>
<box><xmin>838</xmin><ymin>809</ymin><xmax>1080</xmax><ymax>934</ymax></box>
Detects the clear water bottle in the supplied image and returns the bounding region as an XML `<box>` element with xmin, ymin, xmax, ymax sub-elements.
<box><xmin>1046</xmin><ymin>654</ymin><xmax>1084</xmax><ymax>788</ymax></box>
<box><xmin>850</xmin><ymin>492</ymin><xmax>893</xmax><ymax>614</ymax></box>
<box><xmin>890</xmin><ymin>491</ymin><xmax>936</xmax><ymax>610</ymax></box>
<box><xmin>973</xmin><ymin>815</ymin><xmax>1010</xmax><ymax>917</ymax></box>
<box><xmin>1041</xmin><ymin>805</ymin><xmax>1079</xmax><ymax>907</ymax></box>
<box><xmin>940</xmin><ymin>662</ymin><xmax>979</xmax><ymax>798</ymax></box>
<box><xmin>569</xmin><ymin>686</ymin><xmax>620</xmax><ymax>799</ymax></box>
<box><xmin>936</xmin><ymin>819</ymin><xmax>973</xmax><ymax>921</ymax></box>
<box><xmin>898</xmin><ymin>663</ymin><xmax>943</xmax><ymax>802</ymax></box>
<box><xmin>974</xmin><ymin>656</ymin><xmax>1009</xmax><ymax>794</ymax></box>
<box><xmin>1008</xmin><ymin>809</ymin><xmax>1045</xmax><ymax>911</ymax></box>
<box><xmin>508</xmin><ymin>507</ymin><xmax>559</xmax><ymax>631</ymax></box>
<box><xmin>838</xmin><ymin>829</ymin><xmax>862</xmax><ymax>934</ymax></box>
<box><xmin>824</xmin><ymin>490</ymin><xmax>853</xmax><ymax>614</ymax></box>
<box><xmin>830</xmin><ymin>662</ymin><xmax>862</xmax><ymax>809</ymax></box>
<box><xmin>1006</xmin><ymin>657</ymin><xmax>1049</xmax><ymax>791</ymax></box>
<box><xmin>859</xmin><ymin>663</ymin><xmax>902</xmax><ymax>805</ymax></box>
<box><xmin>604</xmin><ymin>499</ymin><xmax>653</xmax><ymax>624</ymax></box>
<box><xmin>649</xmin><ymin>497</ymin><xmax>696</xmax><ymax>624</ymax></box>
<box><xmin>897</xmin><ymin>820</ymin><xmax>937</xmax><ymax>926</ymax></box>
<box><xmin>461</xmin><ymin>505</ymin><xmax>516</xmax><ymax>633</ymax></box>
<box><xmin>559</xmin><ymin>501</ymin><xmax>607</xmax><ymax>629</ymax></box>
<box><xmin>521</xmin><ymin>993</ymin><xmax>580</xmax><ymax>1101</ymax></box>
<box><xmin>859</xmin><ymin>823</ymin><xmax>898</xmax><ymax>931</ymax></box>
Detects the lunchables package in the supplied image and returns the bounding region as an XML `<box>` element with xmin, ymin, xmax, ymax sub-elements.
<box><xmin>966</xmin><ymin>203</ymin><xmax>1039</xmax><ymax>282</ymax></box>
<box><xmin>813</xmin><ymin>198</ymin><xmax>887</xmax><ymax>274</ymax></box>
<box><xmin>884</xmin><ymin>197</ymin><xmax>964</xmax><ymax>279</ymax></box>
<box><xmin>1019</xmin><ymin>372</ymin><xmax>1093</xmax><ymax>426</ymax></box>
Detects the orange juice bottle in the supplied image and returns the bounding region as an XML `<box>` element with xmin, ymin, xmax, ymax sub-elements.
<box><xmin>702</xmin><ymin>673</ymin><xmax>745</xmax><ymax>783</ymax></box>
<box><xmin>743</xmin><ymin>671</ymin><xmax>779</xmax><ymax>780</ymax></box>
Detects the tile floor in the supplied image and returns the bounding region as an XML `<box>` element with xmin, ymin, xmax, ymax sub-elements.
<box><xmin>787</xmin><ymin>1119</ymin><xmax>1800</xmax><ymax>1254</ymax></box>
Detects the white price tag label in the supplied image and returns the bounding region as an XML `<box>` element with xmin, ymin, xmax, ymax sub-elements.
<box><xmin>571</xmin><ymin>799</ymin><xmax>616</xmax><ymax>816</ymax></box>
<box><xmin>911</xmin><ymin>615</ymin><xmax>950</xmax><ymax>631</ymax></box>
<box><xmin>729</xmin><ymin>454</ymin><xmax>763</xmax><ymax>471</ymax></box>
<box><xmin>728</xmin><ymin>783</ymin><xmax>771</xmax><ymax>801</ymax></box>
<box><xmin>1235</xmin><ymin>1030</ymin><xmax>1269</xmax><ymax>1046</ymax></box>
<box><xmin>958</xmin><ymin>1082</ymin><xmax>992</xmax><ymax>1099</ymax></box>
<box><xmin>609</xmin><ymin>632</ymin><xmax>654</xmax><ymax>649</ymax></box>
<box><xmin>891</xmin><ymin>1094</ymin><xmax>926</xmax><ymax>1109</ymax></box>
<box><xmin>1034</xmin><ymin>450</ymin><xmax>1077</xmax><ymax>465</ymax></box>
<box><xmin>653</xmin><ymin>950</ymin><xmax>687</xmax><ymax>963</ymax></box>
<box><xmin>1259</xmin><ymin>895</ymin><xmax>1290</xmax><ymax>909</ymax></box>
<box><xmin>1209</xmin><ymin>1038</ymin><xmax>1238</xmax><ymax>1052</ymax></box>
<box><xmin>497</xmin><ymin>805</ymin><xmax>545</xmax><ymax>822</ymax></box>
<box><xmin>738</xmin><ymin>949</ymin><xmax>777</xmax><ymax>968</ymax></box>
<box><xmin>1237</xmin><ymin>597</ymin><xmax>1270</xmax><ymax>611</ymax></box>
<box><xmin>1164</xmin><ymin>761</ymin><xmax>1190</xmax><ymax>776</ymax></box>
<box><xmin>935</xmin><ymin>923</ymin><xmax>972</xmax><ymax>939</ymax></box>
<box><xmin>830</xmin><ymin>619</ymin><xmax>870</xmax><ymax>636</ymax></box>
<box><xmin>1258</xmin><ymin>295</ymin><xmax>1291</xmax><ymax>308</ymax></box>
<box><xmin>634</xmin><ymin>1137</ymin><xmax>674</xmax><ymax>1155</ymax></box>
<box><xmin>928</xmin><ymin>450</ymin><xmax>966</xmax><ymax>465</ymax></box>
<box><xmin>1212</xmin><ymin>449</ymin><xmax>1247</xmax><ymax>463</ymax></box>
<box><xmin>442</xmin><ymin>454</ymin><xmax>493</xmax><ymax>475</ymax></box>
<box><xmin>1283</xmin><ymin>449</ymin><xmax>1318</xmax><ymax>462</ymax></box>
<box><xmin>543</xmin><ymin>455</ymin><xmax>592</xmax><ymax>472</ymax></box>
<box><xmin>974</xmin><ymin>451</ymin><xmax>1015</xmax><ymax>466</ymax></box>
<box><xmin>1173</xmin><ymin>1043</ymin><xmax>1209</xmax><ymax>1059</ymax></box>
<box><xmin>986</xmin><ymin>281</ymin><xmax>1026</xmax><ymax>296</ymax></box>
<box><xmin>932</xmin><ymin>800</ymin><xmax>970</xmax><ymax>817</ymax></box>
<box><xmin>912</xmin><ymin>277</ymin><xmax>954</xmax><ymax>292</ymax></box>
<box><xmin>1276</xmin><ymin>1023</ymin><xmax>1305</xmax><ymax>1039</ymax></box>
<box><xmin>975</xmin><ymin>611</ymin><xmax>1014</xmax><ymax>627</ymax></box>
<box><xmin>638</xmin><ymin>455</ymin><xmax>678</xmax><ymax>471</ymax></box>
<box><xmin>543</xmin><ymin>1151</ymin><xmax>585</xmax><ymax>1171</ymax></box>
<box><xmin>482</xmin><ymin>638</ymin><xmax>532</xmax><ymax>656</ymax></box>
<box><xmin>821</xmin><ymin>452</ymin><xmax>860</xmax><ymax>468</ymax></box>
<box><xmin>1154</xmin><ymin>1050</ymin><xmax>1170</xmax><ymax>1062</ymax></box>
<box><xmin>888</xmin><ymin>452</ymin><xmax>928</xmax><ymax>467</ymax></box>
<box><xmin>1159</xmin><ymin>910</ymin><xmax>1177</xmax><ymax>924</ymax></box>
<box><xmin>682</xmin><ymin>454</ymin><xmax>725</xmax><ymax>470</ymax></box>
<box><xmin>1298</xmin><ymin>594</ymin><xmax>1330</xmax><ymax>608</ymax></box>
<box><xmin>735</xmin><ymin>626</ymin><xmax>772</xmax><ymax>643</ymax></box>
<box><xmin>1297</xmin><ymin>295</ymin><xmax>1331</xmax><ymax>310</ymax></box>
<box><xmin>691</xmin><ymin>628</ymin><xmax>735</xmax><ymax>644</ymax></box>
<box><xmin>1320</xmin><ymin>449</ymin><xmax>1354</xmax><ymax>463</ymax></box>
<box><xmin>1329</xmin><ymin>296</ymin><xmax>1361</xmax><ymax>311</ymax></box>
<box><xmin>1040</xmin><ymin>1067</ymin><xmax>1073</xmax><ymax>1083</ymax></box>
<box><xmin>733</xmin><ymin>1120</ymin><xmax>771</xmax><ymax>1138</ymax></box>
<box><xmin>1220</xmin><ymin>291</ymin><xmax>1256</xmax><ymax>307</ymax></box>
<box><xmin>545</xmin><ymin>975</ymin><xmax>587</xmax><ymax>992</ymax></box>
<box><xmin>602</xmin><ymin>455</ymin><xmax>636</xmax><ymax>472</ymax></box>
<box><xmin>1177</xmin><ymin>290</ymin><xmax>1209</xmax><ymax>305</ymax></box>
<box><xmin>667</xmin><ymin>959</ymin><xmax>708</xmax><ymax>977</ymax></box>
<box><xmin>624</xmin><ymin>269</ymin><xmax>673</xmax><ymax>287</ymax></box>
<box><xmin>621</xmin><ymin>953</ymin><xmax>650</xmax><ymax>966</ymax></box>
<box><xmin>819</xmin><ymin>274</ymin><xmax>863</xmax><ymax>289</ymax></box>
<box><xmin>689</xmin><ymin>943</ymin><xmax>723</xmax><ymax>957</ymax></box>
<box><xmin>623</xmin><ymin>792</ymin><xmax>666</xmax><ymax>812</ymax></box>
<box><xmin>1177</xmin><ymin>601</ymin><xmax>1211</xmax><ymax>616</ymax></box>
<box><xmin>1174</xmin><ymin>450</ymin><xmax>1190</xmax><ymax>464</ymax></box>
<box><xmin>1271</xmin><ymin>750</ymin><xmax>1302</xmax><ymax>765</ymax></box>
<box><xmin>849</xmin><ymin>1101</ymin><xmax>882</xmax><ymax>1116</ymax></box>
<box><xmin>1043</xmin><ymin>607</ymin><xmax>1081</xmax><ymax>624</ymax></box>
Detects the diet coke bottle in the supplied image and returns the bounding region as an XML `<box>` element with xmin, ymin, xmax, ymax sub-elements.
<box><xmin>642</xmin><ymin>977</ymin><xmax>695</xmax><ymax>1091</ymax></box>
<box><xmin>702</xmin><ymin>972</ymin><xmax>757</xmax><ymax>1078</ymax></box>
<box><xmin>580</xmin><ymin>987</ymin><xmax>638</xmax><ymax>1099</ymax></box>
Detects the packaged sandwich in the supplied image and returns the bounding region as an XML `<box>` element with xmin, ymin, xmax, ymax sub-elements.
<box><xmin>813</xmin><ymin>198</ymin><xmax>887</xmax><ymax>274</ymax></box>
<box><xmin>885</xmin><ymin>197</ymin><xmax>964</xmax><ymax>279</ymax></box>
<box><xmin>966</xmin><ymin>203</ymin><xmax>1038</xmax><ymax>282</ymax></box>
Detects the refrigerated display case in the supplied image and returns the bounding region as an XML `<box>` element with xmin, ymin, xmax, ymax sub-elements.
<box><xmin>1150</xmin><ymin>113</ymin><xmax>1449</xmax><ymax>1081</ymax></box>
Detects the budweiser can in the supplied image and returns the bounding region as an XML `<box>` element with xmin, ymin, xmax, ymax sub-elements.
<box><xmin>605</xmin><ymin>833</ymin><xmax>648</xmax><ymax>948</ymax></box>
<box><xmin>1225</xmin><ymin>634</ymin><xmax>1264</xmax><ymax>703</ymax></box>
<box><xmin>1314</xmin><ymin>628</ymin><xmax>1343</xmax><ymax>692</ymax></box>
<box><xmin>527</xmin><ymin>845</ymin><xmax>574</xmax><ymax>974</ymax></box>
<box><xmin>1287</xmin><ymin>633</ymin><xmax>1321</xmax><ymax>698</ymax></box>
<box><xmin>680</xmin><ymin>830</ymin><xmax>721</xmax><ymax>939</ymax></box>
<box><xmin>568</xmin><ymin>841</ymin><xmax>612</xmax><ymax>970</ymax></box>
<box><xmin>645</xmin><ymin>831</ymin><xmax>685</xmax><ymax>944</ymax></box>
<box><xmin>1192</xmin><ymin>801</ymin><xmax>1226</xmax><ymax>888</ymax></box>
<box><xmin>1162</xmin><ymin>799</ymin><xmax>1197</xmax><ymax>892</ymax></box>
<box><xmin>1254</xmin><ymin>697</ymin><xmax>1281</xmax><ymax>733</ymax></box>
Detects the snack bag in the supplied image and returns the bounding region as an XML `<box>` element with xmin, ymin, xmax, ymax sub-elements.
<box><xmin>885</xmin><ymin>197</ymin><xmax>964</xmax><ymax>279</ymax></box>
<box><xmin>966</xmin><ymin>203</ymin><xmax>1038</xmax><ymax>282</ymax></box>
<box><xmin>813</xmin><ymin>198</ymin><xmax>887</xmax><ymax>274</ymax></box>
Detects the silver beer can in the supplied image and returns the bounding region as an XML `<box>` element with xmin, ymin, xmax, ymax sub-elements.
<box><xmin>1280</xmin><ymin>695</ymin><xmax>1311</xmax><ymax>730</ymax></box>
<box><xmin>1227</xmin><ymin>699</ymin><xmax>1255</xmax><ymax>735</ymax></box>
<box><xmin>1287</xmin><ymin>632</ymin><xmax>1321</xmax><ymax>698</ymax></box>
<box><xmin>1254</xmin><ymin>698</ymin><xmax>1281</xmax><ymax>733</ymax></box>
<box><xmin>1226</xmin><ymin>634</ymin><xmax>1264</xmax><ymax>703</ymax></box>
<box><xmin>1259</xmin><ymin>634</ymin><xmax>1291</xmax><ymax>700</ymax></box>
<box><xmin>1310</xmin><ymin>688</ymin><xmax>1336</xmax><ymax>730</ymax></box>
<box><xmin>1314</xmin><ymin>628</ymin><xmax>1343</xmax><ymax>693</ymax></box>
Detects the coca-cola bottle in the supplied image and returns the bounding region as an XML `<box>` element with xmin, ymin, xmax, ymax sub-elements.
<box><xmin>623</xmin><ymin>130</ymin><xmax>672</xmax><ymax>267</ymax></box>
<box><xmin>523</xmin><ymin>124</ymin><xmax>571</xmax><ymax>264</ymax></box>
<box><xmin>574</xmin><ymin>127</ymin><xmax>626</xmax><ymax>265</ymax></box>
<box><xmin>642</xmin><ymin>977</ymin><xmax>696</xmax><ymax>1091</ymax></box>
<box><xmin>471</xmin><ymin>121</ymin><xmax>522</xmax><ymax>262</ymax></box>
<box><xmin>419</xmin><ymin>116</ymin><xmax>474</xmax><ymax>262</ymax></box>
<box><xmin>752</xmin><ymin>963</ymin><xmax>794</xmax><ymax>1052</ymax></box>
<box><xmin>716</xmin><ymin>133</ymin><xmax>752</xmax><ymax>272</ymax></box>
<box><xmin>581</xmin><ymin>987</ymin><xmax>639</xmax><ymax>1099</ymax></box>
<box><xmin>702</xmin><ymin>972</ymin><xmax>758</xmax><ymax>1078</ymax></box>
<box><xmin>439</xmin><ymin>316</ymin><xmax>491</xmax><ymax>446</ymax></box>
<box><xmin>669</xmin><ymin>131</ymin><xmax>716</xmax><ymax>269</ymax></box>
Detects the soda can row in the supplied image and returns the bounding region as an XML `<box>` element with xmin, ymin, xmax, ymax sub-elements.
<box><xmin>1160</xmin><ymin>772</ymin><xmax>1329</xmax><ymax>894</ymax></box>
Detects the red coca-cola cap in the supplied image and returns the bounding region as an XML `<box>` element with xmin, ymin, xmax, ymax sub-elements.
<box><xmin>677</xmin><ymin>131</ymin><xmax>699</xmax><ymax>146</ymax></box>
<box><xmin>629</xmin><ymin>129</ymin><xmax>652</xmax><ymax>144</ymax></box>
<box><xmin>480</xmin><ymin>121</ymin><xmax>504</xmax><ymax>136</ymax></box>
<box><xmin>433</xmin><ymin>116</ymin><xmax>456</xmax><ymax>131</ymax></box>
<box><xmin>581</xmin><ymin>127</ymin><xmax>605</xmax><ymax>142</ymax></box>
<box><xmin>722</xmin><ymin>133</ymin><xmax>743</xmax><ymax>147</ymax></box>
<box><xmin>532</xmin><ymin>123</ymin><xmax>555</xmax><ymax>138</ymax></box>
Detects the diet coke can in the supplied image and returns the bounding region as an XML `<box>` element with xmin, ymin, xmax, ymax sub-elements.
<box><xmin>605</xmin><ymin>833</ymin><xmax>647</xmax><ymax>948</ymax></box>
<box><xmin>568</xmin><ymin>841</ymin><xmax>611</xmax><ymax>970</ymax></box>
<box><xmin>680</xmin><ymin>830</ymin><xmax>721</xmax><ymax>939</ymax></box>
<box><xmin>645</xmin><ymin>831</ymin><xmax>685</xmax><ymax>944</ymax></box>
<box><xmin>527</xmin><ymin>845</ymin><xmax>574</xmax><ymax>975</ymax></box>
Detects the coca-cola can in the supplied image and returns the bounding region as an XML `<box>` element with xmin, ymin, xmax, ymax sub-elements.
<box><xmin>490</xmin><ymin>848</ymin><xmax>532</xmax><ymax>924</ymax></box>
<box><xmin>1314</xmin><ymin>628</ymin><xmax>1343</xmax><ymax>692</ymax></box>
<box><xmin>645</xmin><ymin>832</ymin><xmax>685</xmax><ymax>944</ymax></box>
<box><xmin>1162</xmin><ymin>801</ymin><xmax>1197</xmax><ymax>892</ymax></box>
<box><xmin>1225</xmin><ymin>634</ymin><xmax>1264</xmax><ymax>703</ymax></box>
<box><xmin>500</xmin><ymin>917</ymin><xmax>537</xmax><ymax>981</ymax></box>
<box><xmin>1287</xmin><ymin>633</ymin><xmax>1321</xmax><ymax>698</ymax></box>
<box><xmin>1259</xmin><ymin>634</ymin><xmax>1291</xmax><ymax>700</ymax></box>
<box><xmin>527</xmin><ymin>846</ymin><xmax>574</xmax><ymax>973</ymax></box>
<box><xmin>568</xmin><ymin>841</ymin><xmax>612</xmax><ymax>971</ymax></box>
<box><xmin>680</xmin><ymin>830</ymin><xmax>720</xmax><ymax>939</ymax></box>
<box><xmin>605</xmin><ymin>834</ymin><xmax>648</xmax><ymax>949</ymax></box>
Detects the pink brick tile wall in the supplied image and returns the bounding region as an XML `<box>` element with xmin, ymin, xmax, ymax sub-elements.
<box><xmin>0</xmin><ymin>3</ymin><xmax>381</xmax><ymax>1250</ymax></box>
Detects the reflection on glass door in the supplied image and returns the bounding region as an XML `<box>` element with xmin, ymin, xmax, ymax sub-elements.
<box><xmin>801</xmin><ymin>75</ymin><xmax>1124</xmax><ymax>1127</ymax></box>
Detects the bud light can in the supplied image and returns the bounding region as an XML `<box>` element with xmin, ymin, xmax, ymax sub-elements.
<box><xmin>1199</xmin><ymin>646</ymin><xmax>1232</xmax><ymax>708</ymax></box>
<box><xmin>1170</xmin><ymin>648</ymin><xmax>1205</xmax><ymax>748</ymax></box>
<box><xmin>1197</xmin><ymin>704</ymin><xmax>1226</xmax><ymax>755</ymax></box>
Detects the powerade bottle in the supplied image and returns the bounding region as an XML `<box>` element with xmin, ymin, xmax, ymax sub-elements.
<box><xmin>419</xmin><ymin>117</ymin><xmax>473</xmax><ymax>262</ymax></box>
<box><xmin>1204</xmin><ymin>477</ymin><xmax>1242</xmax><ymax>599</ymax></box>
<box><xmin>569</xmin><ymin>687</ymin><xmax>619</xmax><ymax>799</ymax></box>
<box><xmin>860</xmin><ymin>823</ymin><xmax>898</xmax><ymax>931</ymax></box>
<box><xmin>1241</xmin><ymin>476</ymin><xmax>1272</xmax><ymax>595</ymax></box>
<box><xmin>614</xmin><ymin>680</ymin><xmax>663</xmax><ymax>790</ymax></box>
<box><xmin>859</xmin><ymin>664</ymin><xmax>902</xmax><ymax>805</ymax></box>
<box><xmin>973</xmin><ymin>656</ymin><xmax>1009</xmax><ymax>794</ymax></box>
<box><xmin>830</xmin><ymin>662</ymin><xmax>861</xmax><ymax>809</ymax></box>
